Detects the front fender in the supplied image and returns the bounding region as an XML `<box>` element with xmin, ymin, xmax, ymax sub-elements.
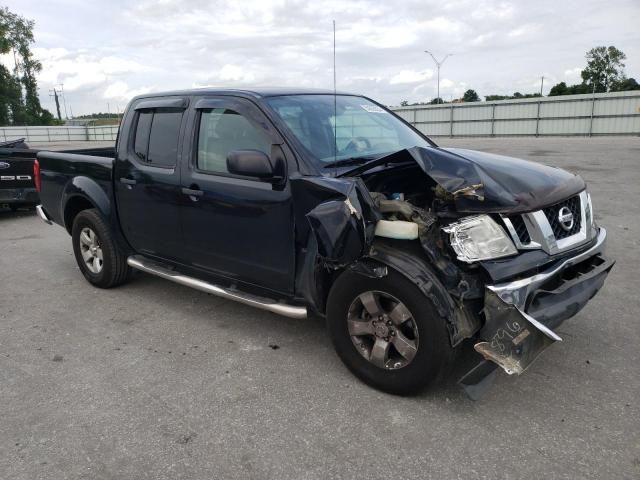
<box><xmin>365</xmin><ymin>241</ymin><xmax>480</xmax><ymax>346</ymax></box>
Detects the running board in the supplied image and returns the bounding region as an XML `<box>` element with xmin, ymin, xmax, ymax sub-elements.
<box><xmin>127</xmin><ymin>255</ymin><xmax>307</xmax><ymax>319</ymax></box>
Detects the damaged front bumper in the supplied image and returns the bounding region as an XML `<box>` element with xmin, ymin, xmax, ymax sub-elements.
<box><xmin>461</xmin><ymin>227</ymin><xmax>614</xmax><ymax>396</ymax></box>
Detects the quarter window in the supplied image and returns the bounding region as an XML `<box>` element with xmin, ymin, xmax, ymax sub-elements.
<box><xmin>197</xmin><ymin>109</ymin><xmax>271</xmax><ymax>174</ymax></box>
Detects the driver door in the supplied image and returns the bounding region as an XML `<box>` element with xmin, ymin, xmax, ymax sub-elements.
<box><xmin>179</xmin><ymin>96</ymin><xmax>296</xmax><ymax>294</ymax></box>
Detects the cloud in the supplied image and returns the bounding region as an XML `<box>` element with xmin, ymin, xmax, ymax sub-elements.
<box><xmin>564</xmin><ymin>67</ymin><xmax>583</xmax><ymax>83</ymax></box>
<box><xmin>389</xmin><ymin>70</ymin><xmax>434</xmax><ymax>85</ymax></box>
<box><xmin>5</xmin><ymin>0</ymin><xmax>637</xmax><ymax>114</ymax></box>
<box><xmin>103</xmin><ymin>81</ymin><xmax>151</xmax><ymax>100</ymax></box>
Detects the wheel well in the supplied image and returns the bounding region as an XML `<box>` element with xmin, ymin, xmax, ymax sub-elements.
<box><xmin>64</xmin><ymin>196</ymin><xmax>95</xmax><ymax>233</ymax></box>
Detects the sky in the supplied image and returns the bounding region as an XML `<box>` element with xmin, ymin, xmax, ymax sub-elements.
<box><xmin>3</xmin><ymin>0</ymin><xmax>640</xmax><ymax>116</ymax></box>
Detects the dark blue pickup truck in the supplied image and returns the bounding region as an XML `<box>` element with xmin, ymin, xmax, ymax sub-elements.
<box><xmin>36</xmin><ymin>88</ymin><xmax>614</xmax><ymax>396</ymax></box>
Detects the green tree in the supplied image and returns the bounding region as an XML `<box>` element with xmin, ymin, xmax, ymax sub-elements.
<box><xmin>612</xmin><ymin>77</ymin><xmax>640</xmax><ymax>91</ymax></box>
<box><xmin>399</xmin><ymin>100</ymin><xmax>409</xmax><ymax>106</ymax></box>
<box><xmin>0</xmin><ymin>6</ymin><xmax>56</xmax><ymax>126</ymax></box>
<box><xmin>581</xmin><ymin>46</ymin><xmax>626</xmax><ymax>92</ymax></box>
<box><xmin>548</xmin><ymin>82</ymin><xmax>568</xmax><ymax>96</ymax></box>
<box><xmin>462</xmin><ymin>89</ymin><xmax>480</xmax><ymax>102</ymax></box>
<box><xmin>549</xmin><ymin>82</ymin><xmax>591</xmax><ymax>96</ymax></box>
<box><xmin>485</xmin><ymin>92</ymin><xmax>541</xmax><ymax>101</ymax></box>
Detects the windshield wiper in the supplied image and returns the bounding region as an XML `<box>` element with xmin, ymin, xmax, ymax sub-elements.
<box><xmin>323</xmin><ymin>156</ymin><xmax>377</xmax><ymax>169</ymax></box>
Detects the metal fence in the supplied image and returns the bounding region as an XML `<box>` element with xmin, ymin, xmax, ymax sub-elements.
<box><xmin>391</xmin><ymin>90</ymin><xmax>640</xmax><ymax>137</ymax></box>
<box><xmin>2</xmin><ymin>91</ymin><xmax>639</xmax><ymax>142</ymax></box>
<box><xmin>0</xmin><ymin>125</ymin><xmax>118</xmax><ymax>143</ymax></box>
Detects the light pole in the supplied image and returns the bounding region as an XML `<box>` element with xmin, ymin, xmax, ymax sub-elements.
<box><xmin>424</xmin><ymin>50</ymin><xmax>452</xmax><ymax>104</ymax></box>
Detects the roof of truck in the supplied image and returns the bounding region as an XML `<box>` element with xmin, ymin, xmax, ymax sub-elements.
<box><xmin>131</xmin><ymin>87</ymin><xmax>358</xmax><ymax>100</ymax></box>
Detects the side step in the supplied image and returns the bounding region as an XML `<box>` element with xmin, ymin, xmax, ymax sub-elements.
<box><xmin>127</xmin><ymin>255</ymin><xmax>307</xmax><ymax>319</ymax></box>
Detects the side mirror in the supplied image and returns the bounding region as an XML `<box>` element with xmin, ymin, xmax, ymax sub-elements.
<box><xmin>227</xmin><ymin>150</ymin><xmax>274</xmax><ymax>178</ymax></box>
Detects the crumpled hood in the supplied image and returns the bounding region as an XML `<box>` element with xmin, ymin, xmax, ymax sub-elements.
<box><xmin>345</xmin><ymin>146</ymin><xmax>585</xmax><ymax>214</ymax></box>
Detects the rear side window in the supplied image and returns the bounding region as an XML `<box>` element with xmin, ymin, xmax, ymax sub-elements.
<box><xmin>133</xmin><ymin>109</ymin><xmax>183</xmax><ymax>167</ymax></box>
<box><xmin>133</xmin><ymin>111</ymin><xmax>153</xmax><ymax>161</ymax></box>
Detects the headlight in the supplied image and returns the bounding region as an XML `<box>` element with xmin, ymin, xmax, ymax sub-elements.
<box><xmin>443</xmin><ymin>215</ymin><xmax>517</xmax><ymax>263</ymax></box>
<box><xmin>585</xmin><ymin>192</ymin><xmax>594</xmax><ymax>227</ymax></box>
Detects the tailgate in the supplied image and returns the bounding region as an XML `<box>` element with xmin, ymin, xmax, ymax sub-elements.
<box><xmin>0</xmin><ymin>150</ymin><xmax>37</xmax><ymax>189</ymax></box>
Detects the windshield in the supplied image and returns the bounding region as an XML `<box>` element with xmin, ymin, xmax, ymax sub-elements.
<box><xmin>265</xmin><ymin>95</ymin><xmax>432</xmax><ymax>165</ymax></box>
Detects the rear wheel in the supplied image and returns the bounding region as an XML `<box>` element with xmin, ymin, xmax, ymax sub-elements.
<box><xmin>72</xmin><ymin>209</ymin><xmax>130</xmax><ymax>288</ymax></box>
<box><xmin>327</xmin><ymin>268</ymin><xmax>453</xmax><ymax>395</ymax></box>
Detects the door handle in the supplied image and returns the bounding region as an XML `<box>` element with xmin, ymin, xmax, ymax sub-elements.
<box><xmin>182</xmin><ymin>187</ymin><xmax>204</xmax><ymax>198</ymax></box>
<box><xmin>120</xmin><ymin>177</ymin><xmax>137</xmax><ymax>185</ymax></box>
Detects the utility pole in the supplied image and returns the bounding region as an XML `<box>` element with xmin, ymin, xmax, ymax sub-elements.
<box><xmin>59</xmin><ymin>84</ymin><xmax>69</xmax><ymax>119</ymax></box>
<box><xmin>49</xmin><ymin>88</ymin><xmax>62</xmax><ymax>121</ymax></box>
<box><xmin>424</xmin><ymin>50</ymin><xmax>452</xmax><ymax>104</ymax></box>
<box><xmin>539</xmin><ymin>76</ymin><xmax>545</xmax><ymax>96</ymax></box>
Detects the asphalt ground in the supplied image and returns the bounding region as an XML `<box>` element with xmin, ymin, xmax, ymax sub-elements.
<box><xmin>1</xmin><ymin>136</ymin><xmax>638</xmax><ymax>479</ymax></box>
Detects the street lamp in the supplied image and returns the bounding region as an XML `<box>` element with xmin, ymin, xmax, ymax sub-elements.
<box><xmin>424</xmin><ymin>50</ymin><xmax>452</xmax><ymax>104</ymax></box>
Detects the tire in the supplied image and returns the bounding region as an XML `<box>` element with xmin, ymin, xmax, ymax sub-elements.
<box><xmin>327</xmin><ymin>267</ymin><xmax>454</xmax><ymax>395</ymax></box>
<box><xmin>71</xmin><ymin>208</ymin><xmax>130</xmax><ymax>288</ymax></box>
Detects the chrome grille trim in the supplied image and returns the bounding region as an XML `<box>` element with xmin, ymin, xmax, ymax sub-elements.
<box><xmin>502</xmin><ymin>191</ymin><xmax>596</xmax><ymax>255</ymax></box>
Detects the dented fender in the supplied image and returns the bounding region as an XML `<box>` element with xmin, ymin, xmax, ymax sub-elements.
<box><xmin>366</xmin><ymin>242</ymin><xmax>479</xmax><ymax>346</ymax></box>
<box><xmin>291</xmin><ymin>176</ymin><xmax>380</xmax><ymax>266</ymax></box>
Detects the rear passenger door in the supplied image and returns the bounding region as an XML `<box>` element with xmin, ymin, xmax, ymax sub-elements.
<box><xmin>114</xmin><ymin>97</ymin><xmax>187</xmax><ymax>261</ymax></box>
<box><xmin>179</xmin><ymin>96</ymin><xmax>296</xmax><ymax>294</ymax></box>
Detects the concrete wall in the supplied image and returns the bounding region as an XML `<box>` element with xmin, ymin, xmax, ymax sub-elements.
<box><xmin>391</xmin><ymin>90</ymin><xmax>640</xmax><ymax>137</ymax></box>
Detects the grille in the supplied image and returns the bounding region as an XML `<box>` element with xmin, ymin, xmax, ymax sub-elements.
<box><xmin>543</xmin><ymin>195</ymin><xmax>582</xmax><ymax>240</ymax></box>
<box><xmin>509</xmin><ymin>214</ymin><xmax>531</xmax><ymax>244</ymax></box>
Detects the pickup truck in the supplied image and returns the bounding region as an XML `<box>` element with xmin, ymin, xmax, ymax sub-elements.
<box><xmin>0</xmin><ymin>138</ymin><xmax>39</xmax><ymax>210</ymax></box>
<box><xmin>36</xmin><ymin>88</ymin><xmax>614</xmax><ymax>396</ymax></box>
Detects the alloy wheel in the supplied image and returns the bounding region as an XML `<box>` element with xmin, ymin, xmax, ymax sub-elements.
<box><xmin>347</xmin><ymin>290</ymin><xmax>419</xmax><ymax>370</ymax></box>
<box><xmin>79</xmin><ymin>227</ymin><xmax>104</xmax><ymax>274</ymax></box>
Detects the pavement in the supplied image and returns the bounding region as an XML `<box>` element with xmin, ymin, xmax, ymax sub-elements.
<box><xmin>1</xmin><ymin>136</ymin><xmax>639</xmax><ymax>479</ymax></box>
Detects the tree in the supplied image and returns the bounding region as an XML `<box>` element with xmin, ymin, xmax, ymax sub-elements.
<box><xmin>612</xmin><ymin>77</ymin><xmax>640</xmax><ymax>92</ymax></box>
<box><xmin>429</xmin><ymin>97</ymin><xmax>445</xmax><ymax>104</ymax></box>
<box><xmin>399</xmin><ymin>100</ymin><xmax>409</xmax><ymax>106</ymax></box>
<box><xmin>485</xmin><ymin>92</ymin><xmax>541</xmax><ymax>101</ymax></box>
<box><xmin>0</xmin><ymin>6</ymin><xmax>56</xmax><ymax>126</ymax></box>
<box><xmin>581</xmin><ymin>46</ymin><xmax>626</xmax><ymax>92</ymax></box>
<box><xmin>548</xmin><ymin>82</ymin><xmax>568</xmax><ymax>96</ymax></box>
<box><xmin>548</xmin><ymin>82</ymin><xmax>591</xmax><ymax>96</ymax></box>
<box><xmin>462</xmin><ymin>89</ymin><xmax>480</xmax><ymax>102</ymax></box>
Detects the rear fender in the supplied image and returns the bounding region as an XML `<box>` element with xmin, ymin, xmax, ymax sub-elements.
<box><xmin>61</xmin><ymin>176</ymin><xmax>111</xmax><ymax>230</ymax></box>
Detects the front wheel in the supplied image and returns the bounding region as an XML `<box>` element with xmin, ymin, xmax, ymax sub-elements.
<box><xmin>327</xmin><ymin>268</ymin><xmax>453</xmax><ymax>395</ymax></box>
<box><xmin>72</xmin><ymin>209</ymin><xmax>130</xmax><ymax>288</ymax></box>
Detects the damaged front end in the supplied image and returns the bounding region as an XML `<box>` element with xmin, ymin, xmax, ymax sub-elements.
<box><xmin>293</xmin><ymin>145</ymin><xmax>613</xmax><ymax>397</ymax></box>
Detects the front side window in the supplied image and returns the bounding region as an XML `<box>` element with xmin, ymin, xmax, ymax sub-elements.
<box><xmin>197</xmin><ymin>108</ymin><xmax>271</xmax><ymax>174</ymax></box>
<box><xmin>265</xmin><ymin>95</ymin><xmax>432</xmax><ymax>165</ymax></box>
<box><xmin>132</xmin><ymin>109</ymin><xmax>182</xmax><ymax>167</ymax></box>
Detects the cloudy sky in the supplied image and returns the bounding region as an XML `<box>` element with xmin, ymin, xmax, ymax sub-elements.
<box><xmin>3</xmin><ymin>0</ymin><xmax>640</xmax><ymax>116</ymax></box>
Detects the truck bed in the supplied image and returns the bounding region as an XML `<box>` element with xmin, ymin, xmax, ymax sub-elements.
<box><xmin>36</xmin><ymin>149</ymin><xmax>115</xmax><ymax>228</ymax></box>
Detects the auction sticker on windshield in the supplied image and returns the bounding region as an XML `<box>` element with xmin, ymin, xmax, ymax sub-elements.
<box><xmin>361</xmin><ymin>104</ymin><xmax>385</xmax><ymax>113</ymax></box>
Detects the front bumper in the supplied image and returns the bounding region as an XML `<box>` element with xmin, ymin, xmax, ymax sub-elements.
<box><xmin>0</xmin><ymin>187</ymin><xmax>39</xmax><ymax>205</ymax></box>
<box><xmin>460</xmin><ymin>227</ymin><xmax>613</xmax><ymax>396</ymax></box>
